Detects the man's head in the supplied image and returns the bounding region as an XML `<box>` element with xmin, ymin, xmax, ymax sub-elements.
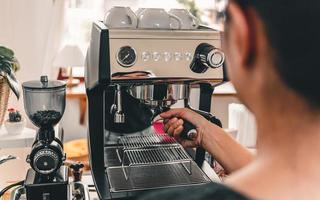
<box><xmin>223</xmin><ymin>0</ymin><xmax>320</xmax><ymax>112</ymax></box>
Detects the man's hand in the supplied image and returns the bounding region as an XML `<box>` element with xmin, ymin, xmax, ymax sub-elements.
<box><xmin>160</xmin><ymin>108</ymin><xmax>209</xmax><ymax>148</ymax></box>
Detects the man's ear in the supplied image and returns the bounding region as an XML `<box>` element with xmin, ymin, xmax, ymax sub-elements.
<box><xmin>227</xmin><ymin>2</ymin><xmax>254</xmax><ymax>68</ymax></box>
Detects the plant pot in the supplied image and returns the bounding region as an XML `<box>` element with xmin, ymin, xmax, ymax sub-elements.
<box><xmin>4</xmin><ymin>119</ymin><xmax>26</xmax><ymax>135</ymax></box>
<box><xmin>0</xmin><ymin>77</ymin><xmax>10</xmax><ymax>126</ymax></box>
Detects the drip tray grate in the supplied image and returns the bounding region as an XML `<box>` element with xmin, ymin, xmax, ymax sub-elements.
<box><xmin>123</xmin><ymin>146</ymin><xmax>191</xmax><ymax>166</ymax></box>
<box><xmin>106</xmin><ymin>134</ymin><xmax>211</xmax><ymax>193</ymax></box>
<box><xmin>107</xmin><ymin>162</ymin><xmax>211</xmax><ymax>193</ymax></box>
<box><xmin>120</xmin><ymin>146</ymin><xmax>193</xmax><ymax>179</ymax></box>
<box><xmin>116</xmin><ymin>134</ymin><xmax>193</xmax><ymax>180</ymax></box>
<box><xmin>118</xmin><ymin>134</ymin><xmax>178</xmax><ymax>150</ymax></box>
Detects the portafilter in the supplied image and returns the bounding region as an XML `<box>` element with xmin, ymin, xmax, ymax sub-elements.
<box><xmin>127</xmin><ymin>83</ymin><xmax>198</xmax><ymax>140</ymax></box>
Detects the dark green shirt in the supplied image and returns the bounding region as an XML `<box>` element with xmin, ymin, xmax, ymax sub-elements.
<box><xmin>137</xmin><ymin>183</ymin><xmax>250</xmax><ymax>200</ymax></box>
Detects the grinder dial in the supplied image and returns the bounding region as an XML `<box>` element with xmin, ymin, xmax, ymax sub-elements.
<box><xmin>33</xmin><ymin>148</ymin><xmax>60</xmax><ymax>174</ymax></box>
<box><xmin>27</xmin><ymin>139</ymin><xmax>64</xmax><ymax>176</ymax></box>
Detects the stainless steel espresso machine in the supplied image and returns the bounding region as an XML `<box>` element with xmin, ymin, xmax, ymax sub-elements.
<box><xmin>85</xmin><ymin>21</ymin><xmax>227</xmax><ymax>199</ymax></box>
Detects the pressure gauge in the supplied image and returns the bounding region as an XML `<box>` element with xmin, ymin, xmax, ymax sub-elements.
<box><xmin>116</xmin><ymin>46</ymin><xmax>137</xmax><ymax>67</ymax></box>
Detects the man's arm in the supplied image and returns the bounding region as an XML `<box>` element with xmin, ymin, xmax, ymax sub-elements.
<box><xmin>161</xmin><ymin>108</ymin><xmax>254</xmax><ymax>174</ymax></box>
<box><xmin>201</xmin><ymin>123</ymin><xmax>254</xmax><ymax>173</ymax></box>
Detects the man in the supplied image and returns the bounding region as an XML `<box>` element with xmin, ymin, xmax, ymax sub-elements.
<box><xmin>140</xmin><ymin>0</ymin><xmax>320</xmax><ymax>199</ymax></box>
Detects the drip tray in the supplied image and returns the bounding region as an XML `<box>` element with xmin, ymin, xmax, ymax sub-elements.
<box><xmin>107</xmin><ymin>162</ymin><xmax>211</xmax><ymax>193</ymax></box>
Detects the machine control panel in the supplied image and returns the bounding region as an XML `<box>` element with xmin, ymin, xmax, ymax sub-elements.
<box><xmin>117</xmin><ymin>47</ymin><xmax>196</xmax><ymax>67</ymax></box>
<box><xmin>108</xmin><ymin>29</ymin><xmax>225</xmax><ymax>81</ymax></box>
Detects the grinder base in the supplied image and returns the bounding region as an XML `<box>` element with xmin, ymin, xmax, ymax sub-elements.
<box><xmin>25</xmin><ymin>166</ymin><xmax>69</xmax><ymax>200</ymax></box>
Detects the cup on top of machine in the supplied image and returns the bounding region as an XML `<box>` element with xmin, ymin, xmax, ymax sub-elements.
<box><xmin>136</xmin><ymin>8</ymin><xmax>182</xmax><ymax>30</ymax></box>
<box><xmin>104</xmin><ymin>6</ymin><xmax>138</xmax><ymax>29</ymax></box>
<box><xmin>103</xmin><ymin>6</ymin><xmax>201</xmax><ymax>30</ymax></box>
<box><xmin>168</xmin><ymin>9</ymin><xmax>200</xmax><ymax>30</ymax></box>
<box><xmin>135</xmin><ymin>8</ymin><xmax>146</xmax><ymax>16</ymax></box>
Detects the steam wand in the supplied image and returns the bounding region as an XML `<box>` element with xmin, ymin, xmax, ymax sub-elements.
<box><xmin>111</xmin><ymin>85</ymin><xmax>125</xmax><ymax>124</ymax></box>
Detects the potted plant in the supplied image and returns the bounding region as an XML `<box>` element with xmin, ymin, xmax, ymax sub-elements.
<box><xmin>4</xmin><ymin>108</ymin><xmax>25</xmax><ymax>135</ymax></box>
<box><xmin>0</xmin><ymin>46</ymin><xmax>20</xmax><ymax>126</ymax></box>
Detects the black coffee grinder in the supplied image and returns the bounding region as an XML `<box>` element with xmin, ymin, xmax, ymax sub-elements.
<box><xmin>22</xmin><ymin>76</ymin><xmax>69</xmax><ymax>200</ymax></box>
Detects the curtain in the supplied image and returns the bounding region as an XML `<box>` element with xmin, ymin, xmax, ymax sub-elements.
<box><xmin>0</xmin><ymin>0</ymin><xmax>66</xmax><ymax>117</ymax></box>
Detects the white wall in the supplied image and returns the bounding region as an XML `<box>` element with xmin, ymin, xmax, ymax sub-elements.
<box><xmin>0</xmin><ymin>0</ymin><xmax>65</xmax><ymax>126</ymax></box>
<box><xmin>212</xmin><ymin>95</ymin><xmax>240</xmax><ymax>128</ymax></box>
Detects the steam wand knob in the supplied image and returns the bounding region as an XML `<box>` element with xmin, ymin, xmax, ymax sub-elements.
<box><xmin>190</xmin><ymin>43</ymin><xmax>225</xmax><ymax>73</ymax></box>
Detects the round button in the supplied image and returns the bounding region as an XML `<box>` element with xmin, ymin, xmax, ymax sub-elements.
<box><xmin>174</xmin><ymin>52</ymin><xmax>182</xmax><ymax>61</ymax></box>
<box><xmin>142</xmin><ymin>51</ymin><xmax>151</xmax><ymax>62</ymax></box>
<box><xmin>163</xmin><ymin>52</ymin><xmax>172</xmax><ymax>62</ymax></box>
<box><xmin>185</xmin><ymin>52</ymin><xmax>193</xmax><ymax>61</ymax></box>
<box><xmin>153</xmin><ymin>52</ymin><xmax>161</xmax><ymax>61</ymax></box>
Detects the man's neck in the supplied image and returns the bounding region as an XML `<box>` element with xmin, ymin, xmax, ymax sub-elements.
<box><xmin>254</xmin><ymin>95</ymin><xmax>320</xmax><ymax>166</ymax></box>
<box><xmin>226</xmin><ymin>98</ymin><xmax>320</xmax><ymax>200</ymax></box>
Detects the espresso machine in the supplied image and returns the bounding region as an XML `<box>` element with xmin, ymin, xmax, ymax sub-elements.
<box><xmin>86</xmin><ymin>21</ymin><xmax>227</xmax><ymax>199</ymax></box>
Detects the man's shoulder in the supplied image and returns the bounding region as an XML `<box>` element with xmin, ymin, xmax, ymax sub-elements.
<box><xmin>137</xmin><ymin>183</ymin><xmax>250</xmax><ymax>200</ymax></box>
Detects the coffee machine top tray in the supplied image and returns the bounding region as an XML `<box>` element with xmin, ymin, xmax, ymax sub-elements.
<box><xmin>105</xmin><ymin>24</ymin><xmax>221</xmax><ymax>40</ymax></box>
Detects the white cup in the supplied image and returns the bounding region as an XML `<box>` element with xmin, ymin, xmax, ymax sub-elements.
<box><xmin>168</xmin><ymin>9</ymin><xmax>200</xmax><ymax>30</ymax></box>
<box><xmin>104</xmin><ymin>7</ymin><xmax>138</xmax><ymax>29</ymax></box>
<box><xmin>137</xmin><ymin>8</ymin><xmax>182</xmax><ymax>29</ymax></box>
<box><xmin>135</xmin><ymin>8</ymin><xmax>146</xmax><ymax>16</ymax></box>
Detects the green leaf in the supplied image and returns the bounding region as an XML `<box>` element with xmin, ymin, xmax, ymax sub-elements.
<box><xmin>0</xmin><ymin>46</ymin><xmax>14</xmax><ymax>59</ymax></box>
<box><xmin>0</xmin><ymin>60</ymin><xmax>20</xmax><ymax>99</ymax></box>
<box><xmin>11</xmin><ymin>57</ymin><xmax>20</xmax><ymax>72</ymax></box>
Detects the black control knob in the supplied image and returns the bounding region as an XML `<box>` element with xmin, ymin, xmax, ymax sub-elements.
<box><xmin>70</xmin><ymin>162</ymin><xmax>85</xmax><ymax>182</ymax></box>
<box><xmin>180</xmin><ymin>109</ymin><xmax>223</xmax><ymax>140</ymax></box>
<box><xmin>190</xmin><ymin>43</ymin><xmax>225</xmax><ymax>73</ymax></box>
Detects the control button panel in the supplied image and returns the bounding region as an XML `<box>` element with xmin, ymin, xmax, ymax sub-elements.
<box><xmin>118</xmin><ymin>48</ymin><xmax>195</xmax><ymax>66</ymax></box>
<box><xmin>109</xmin><ymin>37</ymin><xmax>224</xmax><ymax>80</ymax></box>
<box><xmin>119</xmin><ymin>49</ymin><xmax>194</xmax><ymax>65</ymax></box>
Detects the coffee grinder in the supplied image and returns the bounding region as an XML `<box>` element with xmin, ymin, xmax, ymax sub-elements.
<box><xmin>22</xmin><ymin>76</ymin><xmax>69</xmax><ymax>200</ymax></box>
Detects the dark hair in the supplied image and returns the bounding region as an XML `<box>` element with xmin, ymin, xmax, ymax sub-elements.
<box><xmin>233</xmin><ymin>0</ymin><xmax>320</xmax><ymax>108</ymax></box>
